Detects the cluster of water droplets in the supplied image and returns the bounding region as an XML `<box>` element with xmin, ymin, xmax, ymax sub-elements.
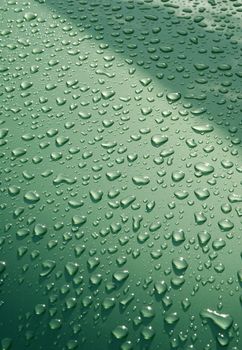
<box><xmin>0</xmin><ymin>0</ymin><xmax>242</xmax><ymax>349</ymax></box>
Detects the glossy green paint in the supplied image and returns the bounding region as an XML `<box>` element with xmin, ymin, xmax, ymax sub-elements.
<box><xmin>0</xmin><ymin>0</ymin><xmax>242</xmax><ymax>349</ymax></box>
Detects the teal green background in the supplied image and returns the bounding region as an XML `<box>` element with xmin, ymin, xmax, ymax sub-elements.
<box><xmin>0</xmin><ymin>0</ymin><xmax>242</xmax><ymax>349</ymax></box>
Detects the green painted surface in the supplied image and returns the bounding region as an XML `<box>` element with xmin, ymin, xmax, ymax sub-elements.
<box><xmin>0</xmin><ymin>0</ymin><xmax>242</xmax><ymax>349</ymax></box>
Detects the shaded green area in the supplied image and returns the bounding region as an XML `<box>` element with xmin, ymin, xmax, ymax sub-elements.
<box><xmin>45</xmin><ymin>0</ymin><xmax>242</xmax><ymax>138</ymax></box>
